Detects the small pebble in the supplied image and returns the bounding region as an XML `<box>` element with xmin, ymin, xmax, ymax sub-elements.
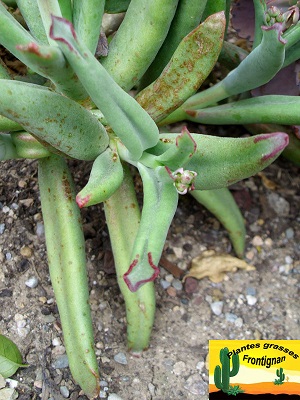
<box><xmin>5</xmin><ymin>253</ymin><xmax>12</xmax><ymax>261</ymax></box>
<box><xmin>52</xmin><ymin>354</ymin><xmax>69</xmax><ymax>369</ymax></box>
<box><xmin>172</xmin><ymin>279</ymin><xmax>183</xmax><ymax>291</ymax></box>
<box><xmin>196</xmin><ymin>360</ymin><xmax>205</xmax><ymax>372</ymax></box>
<box><xmin>166</xmin><ymin>286</ymin><xmax>177</xmax><ymax>297</ymax></box>
<box><xmin>165</xmin><ymin>274</ymin><xmax>174</xmax><ymax>283</ymax></box>
<box><xmin>100</xmin><ymin>380</ymin><xmax>108</xmax><ymax>388</ymax></box>
<box><xmin>286</xmin><ymin>228</ymin><xmax>294</xmax><ymax>239</ymax></box>
<box><xmin>235</xmin><ymin>317</ymin><xmax>244</xmax><ymax>327</ymax></box>
<box><xmin>267</xmin><ymin>192</ymin><xmax>290</xmax><ymax>216</ymax></box>
<box><xmin>285</xmin><ymin>255</ymin><xmax>293</xmax><ymax>265</ymax></box>
<box><xmin>99</xmin><ymin>390</ymin><xmax>107</xmax><ymax>398</ymax></box>
<box><xmin>225</xmin><ymin>313</ymin><xmax>238</xmax><ymax>323</ymax></box>
<box><xmin>184</xmin><ymin>374</ymin><xmax>207</xmax><ymax>395</ymax></box>
<box><xmin>60</xmin><ymin>386</ymin><xmax>69</xmax><ymax>398</ymax></box>
<box><xmin>6</xmin><ymin>379</ymin><xmax>18</xmax><ymax>389</ymax></box>
<box><xmin>210</xmin><ymin>301</ymin><xmax>223</xmax><ymax>316</ymax></box>
<box><xmin>114</xmin><ymin>352</ymin><xmax>127</xmax><ymax>365</ymax></box>
<box><xmin>2</xmin><ymin>206</ymin><xmax>10</xmax><ymax>213</ymax></box>
<box><xmin>52</xmin><ymin>337</ymin><xmax>61</xmax><ymax>346</ymax></box>
<box><xmin>36</xmin><ymin>222</ymin><xmax>45</xmax><ymax>238</ymax></box>
<box><xmin>246</xmin><ymin>287</ymin><xmax>256</xmax><ymax>296</ymax></box>
<box><xmin>252</xmin><ymin>235</ymin><xmax>263</xmax><ymax>247</ymax></box>
<box><xmin>160</xmin><ymin>279</ymin><xmax>171</xmax><ymax>289</ymax></box>
<box><xmin>173</xmin><ymin>361</ymin><xmax>186</xmax><ymax>375</ymax></box>
<box><xmin>20</xmin><ymin>246</ymin><xmax>32</xmax><ymax>258</ymax></box>
<box><xmin>0</xmin><ymin>224</ymin><xmax>5</xmax><ymax>234</ymax></box>
<box><xmin>34</xmin><ymin>380</ymin><xmax>43</xmax><ymax>389</ymax></box>
<box><xmin>264</xmin><ymin>238</ymin><xmax>273</xmax><ymax>247</ymax></box>
<box><xmin>108</xmin><ymin>394</ymin><xmax>124</xmax><ymax>400</ymax></box>
<box><xmin>148</xmin><ymin>383</ymin><xmax>156</xmax><ymax>396</ymax></box>
<box><xmin>246</xmin><ymin>295</ymin><xmax>257</xmax><ymax>306</ymax></box>
<box><xmin>25</xmin><ymin>276</ymin><xmax>38</xmax><ymax>288</ymax></box>
<box><xmin>184</xmin><ymin>277</ymin><xmax>199</xmax><ymax>294</ymax></box>
<box><xmin>0</xmin><ymin>375</ymin><xmax>5</xmax><ymax>389</ymax></box>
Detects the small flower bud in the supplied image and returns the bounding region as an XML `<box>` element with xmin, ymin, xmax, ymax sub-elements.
<box><xmin>171</xmin><ymin>168</ymin><xmax>197</xmax><ymax>195</ymax></box>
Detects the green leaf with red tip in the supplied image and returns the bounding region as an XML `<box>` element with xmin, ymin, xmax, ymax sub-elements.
<box><xmin>76</xmin><ymin>146</ymin><xmax>124</xmax><ymax>208</ymax></box>
<box><xmin>50</xmin><ymin>15</ymin><xmax>159</xmax><ymax>161</ymax></box>
<box><xmin>124</xmin><ymin>165</ymin><xmax>178</xmax><ymax>292</ymax></box>
<box><xmin>146</xmin><ymin>132</ymin><xmax>289</xmax><ymax>190</ymax></box>
<box><xmin>185</xmin><ymin>95</ymin><xmax>300</xmax><ymax>126</ymax></box>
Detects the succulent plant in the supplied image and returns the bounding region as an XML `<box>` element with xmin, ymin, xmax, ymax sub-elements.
<box><xmin>0</xmin><ymin>1</ymin><xmax>292</xmax><ymax>397</ymax></box>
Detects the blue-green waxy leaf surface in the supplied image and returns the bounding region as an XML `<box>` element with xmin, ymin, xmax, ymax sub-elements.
<box><xmin>50</xmin><ymin>15</ymin><xmax>159</xmax><ymax>161</ymax></box>
<box><xmin>0</xmin><ymin>80</ymin><xmax>109</xmax><ymax>160</ymax></box>
<box><xmin>0</xmin><ymin>335</ymin><xmax>28</xmax><ymax>378</ymax></box>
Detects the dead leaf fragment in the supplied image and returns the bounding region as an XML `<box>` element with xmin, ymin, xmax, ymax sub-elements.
<box><xmin>185</xmin><ymin>252</ymin><xmax>255</xmax><ymax>283</ymax></box>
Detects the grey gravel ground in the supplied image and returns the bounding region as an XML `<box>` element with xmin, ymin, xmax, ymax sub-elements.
<box><xmin>0</xmin><ymin>156</ymin><xmax>299</xmax><ymax>399</ymax></box>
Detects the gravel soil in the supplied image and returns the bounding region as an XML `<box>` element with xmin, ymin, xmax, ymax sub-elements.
<box><xmin>0</xmin><ymin>155</ymin><xmax>299</xmax><ymax>400</ymax></box>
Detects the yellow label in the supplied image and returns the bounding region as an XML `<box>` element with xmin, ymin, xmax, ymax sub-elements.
<box><xmin>209</xmin><ymin>340</ymin><xmax>300</xmax><ymax>397</ymax></box>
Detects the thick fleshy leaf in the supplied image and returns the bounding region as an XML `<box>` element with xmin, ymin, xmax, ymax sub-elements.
<box><xmin>11</xmin><ymin>131</ymin><xmax>51</xmax><ymax>159</ymax></box>
<box><xmin>191</xmin><ymin>188</ymin><xmax>246</xmax><ymax>258</ymax></box>
<box><xmin>124</xmin><ymin>165</ymin><xmax>178</xmax><ymax>292</ymax></box>
<box><xmin>0</xmin><ymin>80</ymin><xmax>109</xmax><ymax>160</ymax></box>
<box><xmin>139</xmin><ymin>0</ymin><xmax>208</xmax><ymax>88</ymax></box>
<box><xmin>0</xmin><ymin>133</ymin><xmax>19</xmax><ymax>160</ymax></box>
<box><xmin>0</xmin><ymin>335</ymin><xmax>27</xmax><ymax>378</ymax></box>
<box><xmin>161</xmin><ymin>21</ymin><xmax>287</xmax><ymax>125</ymax></box>
<box><xmin>147</xmin><ymin>132</ymin><xmax>289</xmax><ymax>190</ymax></box>
<box><xmin>0</xmin><ymin>3</ymin><xmax>88</xmax><ymax>100</ymax></box>
<box><xmin>76</xmin><ymin>146</ymin><xmax>124</xmax><ymax>207</ymax></box>
<box><xmin>105</xmin><ymin>0</ymin><xmax>131</xmax><ymax>13</ymax></box>
<box><xmin>136</xmin><ymin>12</ymin><xmax>225</xmax><ymax>122</ymax></box>
<box><xmin>73</xmin><ymin>0</ymin><xmax>105</xmax><ymax>54</ymax></box>
<box><xmin>50</xmin><ymin>16</ymin><xmax>159</xmax><ymax>160</ymax></box>
<box><xmin>154</xmin><ymin>127</ymin><xmax>197</xmax><ymax>170</ymax></box>
<box><xmin>38</xmin><ymin>155</ymin><xmax>100</xmax><ymax>397</ymax></box>
<box><xmin>186</xmin><ymin>95</ymin><xmax>300</xmax><ymax>125</ymax></box>
<box><xmin>100</xmin><ymin>0</ymin><xmax>178</xmax><ymax>90</ymax></box>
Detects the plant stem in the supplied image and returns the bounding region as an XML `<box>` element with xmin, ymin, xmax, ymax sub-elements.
<box><xmin>103</xmin><ymin>164</ymin><xmax>156</xmax><ymax>352</ymax></box>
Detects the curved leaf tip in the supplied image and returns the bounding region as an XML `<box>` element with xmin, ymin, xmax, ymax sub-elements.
<box><xmin>123</xmin><ymin>253</ymin><xmax>160</xmax><ymax>292</ymax></box>
<box><xmin>253</xmin><ymin>132</ymin><xmax>289</xmax><ymax>161</ymax></box>
<box><xmin>50</xmin><ymin>15</ymin><xmax>78</xmax><ymax>52</ymax></box>
<box><xmin>261</xmin><ymin>23</ymin><xmax>287</xmax><ymax>45</ymax></box>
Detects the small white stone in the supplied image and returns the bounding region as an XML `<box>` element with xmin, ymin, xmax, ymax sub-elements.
<box><xmin>165</xmin><ymin>274</ymin><xmax>174</xmax><ymax>283</ymax></box>
<box><xmin>173</xmin><ymin>247</ymin><xmax>183</xmax><ymax>258</ymax></box>
<box><xmin>252</xmin><ymin>235</ymin><xmax>263</xmax><ymax>247</ymax></box>
<box><xmin>52</xmin><ymin>337</ymin><xmax>62</xmax><ymax>347</ymax></box>
<box><xmin>60</xmin><ymin>385</ymin><xmax>69</xmax><ymax>398</ymax></box>
<box><xmin>25</xmin><ymin>276</ymin><xmax>38</xmax><ymax>288</ymax></box>
<box><xmin>285</xmin><ymin>255</ymin><xmax>293</xmax><ymax>265</ymax></box>
<box><xmin>108</xmin><ymin>394</ymin><xmax>124</xmax><ymax>400</ymax></box>
<box><xmin>210</xmin><ymin>301</ymin><xmax>223</xmax><ymax>316</ymax></box>
<box><xmin>6</xmin><ymin>379</ymin><xmax>18</xmax><ymax>389</ymax></box>
<box><xmin>173</xmin><ymin>361</ymin><xmax>186</xmax><ymax>375</ymax></box>
<box><xmin>246</xmin><ymin>295</ymin><xmax>257</xmax><ymax>306</ymax></box>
